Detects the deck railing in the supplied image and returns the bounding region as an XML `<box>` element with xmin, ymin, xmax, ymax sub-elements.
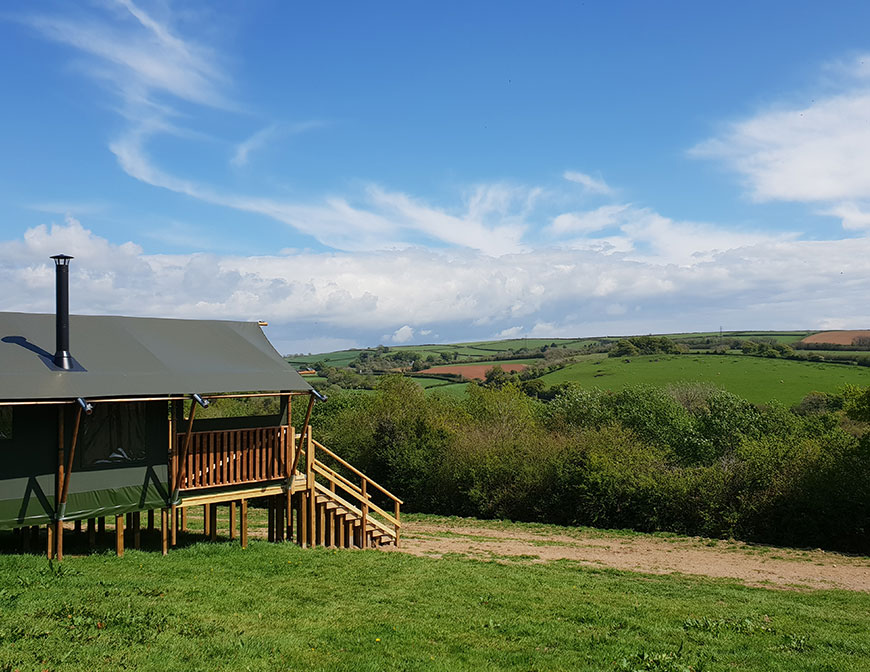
<box><xmin>176</xmin><ymin>426</ymin><xmax>292</xmax><ymax>490</ymax></box>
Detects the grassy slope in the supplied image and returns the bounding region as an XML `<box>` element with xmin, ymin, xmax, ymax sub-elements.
<box><xmin>539</xmin><ymin>354</ymin><xmax>870</xmax><ymax>405</ymax></box>
<box><xmin>1</xmin><ymin>528</ymin><xmax>868</xmax><ymax>672</ymax></box>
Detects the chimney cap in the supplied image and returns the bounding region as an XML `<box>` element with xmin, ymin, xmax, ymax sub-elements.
<box><xmin>50</xmin><ymin>254</ymin><xmax>74</xmax><ymax>266</ymax></box>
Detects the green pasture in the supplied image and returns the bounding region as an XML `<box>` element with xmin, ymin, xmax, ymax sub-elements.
<box><xmin>538</xmin><ymin>354</ymin><xmax>870</xmax><ymax>405</ymax></box>
<box><xmin>0</xmin><ymin>519</ymin><xmax>867</xmax><ymax>671</ymax></box>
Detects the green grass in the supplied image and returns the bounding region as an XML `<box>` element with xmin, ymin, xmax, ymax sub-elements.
<box><xmin>539</xmin><ymin>354</ymin><xmax>870</xmax><ymax>405</ymax></box>
<box><xmin>1</xmin><ymin>530</ymin><xmax>868</xmax><ymax>672</ymax></box>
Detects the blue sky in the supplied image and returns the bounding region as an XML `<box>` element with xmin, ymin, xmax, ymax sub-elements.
<box><xmin>3</xmin><ymin>1</ymin><xmax>870</xmax><ymax>353</ymax></box>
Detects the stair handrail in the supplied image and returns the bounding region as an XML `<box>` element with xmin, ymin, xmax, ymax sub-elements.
<box><xmin>310</xmin><ymin>439</ymin><xmax>404</xmax><ymax>505</ymax></box>
<box><xmin>312</xmin><ymin>461</ymin><xmax>401</xmax><ymax>528</ymax></box>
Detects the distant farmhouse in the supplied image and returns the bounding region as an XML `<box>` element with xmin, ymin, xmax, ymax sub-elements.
<box><xmin>0</xmin><ymin>255</ymin><xmax>400</xmax><ymax>559</ymax></box>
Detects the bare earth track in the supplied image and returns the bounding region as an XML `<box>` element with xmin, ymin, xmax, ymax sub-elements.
<box><xmin>390</xmin><ymin>518</ymin><xmax>870</xmax><ymax>592</ymax></box>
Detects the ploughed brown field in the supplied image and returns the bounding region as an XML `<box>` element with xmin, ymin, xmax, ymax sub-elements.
<box><xmin>801</xmin><ymin>330</ymin><xmax>870</xmax><ymax>345</ymax></box>
<box><xmin>418</xmin><ymin>363</ymin><xmax>528</xmax><ymax>379</ymax></box>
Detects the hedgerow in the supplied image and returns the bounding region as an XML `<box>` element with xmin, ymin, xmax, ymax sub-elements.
<box><xmin>298</xmin><ymin>377</ymin><xmax>869</xmax><ymax>552</ymax></box>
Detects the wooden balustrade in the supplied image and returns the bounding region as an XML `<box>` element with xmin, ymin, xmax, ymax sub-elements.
<box><xmin>177</xmin><ymin>426</ymin><xmax>291</xmax><ymax>490</ymax></box>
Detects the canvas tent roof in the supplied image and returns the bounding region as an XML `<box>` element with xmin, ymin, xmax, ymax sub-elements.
<box><xmin>0</xmin><ymin>312</ymin><xmax>311</xmax><ymax>401</ymax></box>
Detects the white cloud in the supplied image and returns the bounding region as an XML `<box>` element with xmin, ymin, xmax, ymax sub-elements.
<box><xmin>819</xmin><ymin>202</ymin><xmax>870</xmax><ymax>230</ymax></box>
<box><xmin>231</xmin><ymin>121</ymin><xmax>326</xmax><ymax>167</ymax></box>
<box><xmin>551</xmin><ymin>204</ymin><xmax>630</xmax><ymax>234</ymax></box>
<box><xmin>551</xmin><ymin>204</ymin><xmax>790</xmax><ymax>266</ymax></box>
<box><xmin>2</xmin><ymin>220</ymin><xmax>867</xmax><ymax>352</ymax></box>
<box><xmin>389</xmin><ymin>325</ymin><xmax>415</xmax><ymax>343</ymax></box>
<box><xmin>564</xmin><ymin>171</ymin><xmax>613</xmax><ymax>195</ymax></box>
<box><xmin>692</xmin><ymin>54</ymin><xmax>870</xmax><ymax>232</ymax></box>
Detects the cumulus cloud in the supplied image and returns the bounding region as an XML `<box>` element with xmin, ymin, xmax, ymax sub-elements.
<box><xmin>3</xmin><ymin>220</ymin><xmax>869</xmax><ymax>352</ymax></box>
<box><xmin>564</xmin><ymin>171</ymin><xmax>613</xmax><ymax>195</ymax></box>
<box><xmin>389</xmin><ymin>325</ymin><xmax>415</xmax><ymax>344</ymax></box>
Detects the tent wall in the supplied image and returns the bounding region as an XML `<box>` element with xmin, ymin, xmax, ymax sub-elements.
<box><xmin>0</xmin><ymin>401</ymin><xmax>169</xmax><ymax>529</ymax></box>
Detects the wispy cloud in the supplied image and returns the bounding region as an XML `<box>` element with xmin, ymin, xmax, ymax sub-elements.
<box><xmin>691</xmin><ymin>53</ymin><xmax>870</xmax><ymax>231</ymax></box>
<box><xmin>23</xmin><ymin>0</ymin><xmax>229</xmax><ymax>113</ymax></box>
<box><xmin>231</xmin><ymin>121</ymin><xmax>327</xmax><ymax>167</ymax></box>
<box><xmin>563</xmin><ymin>170</ymin><xmax>613</xmax><ymax>196</ymax></box>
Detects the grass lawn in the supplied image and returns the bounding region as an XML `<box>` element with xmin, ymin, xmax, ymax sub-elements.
<box><xmin>1</xmin><ymin>521</ymin><xmax>868</xmax><ymax>671</ymax></box>
<box><xmin>539</xmin><ymin>354</ymin><xmax>870</xmax><ymax>405</ymax></box>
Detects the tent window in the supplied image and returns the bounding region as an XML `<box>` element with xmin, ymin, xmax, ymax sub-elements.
<box><xmin>80</xmin><ymin>402</ymin><xmax>149</xmax><ymax>468</ymax></box>
<box><xmin>0</xmin><ymin>407</ymin><xmax>11</xmax><ymax>441</ymax></box>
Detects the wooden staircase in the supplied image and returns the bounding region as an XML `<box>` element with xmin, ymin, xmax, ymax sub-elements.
<box><xmin>299</xmin><ymin>438</ymin><xmax>402</xmax><ymax>549</ymax></box>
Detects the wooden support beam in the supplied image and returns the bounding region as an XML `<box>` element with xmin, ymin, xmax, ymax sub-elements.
<box><xmin>317</xmin><ymin>502</ymin><xmax>325</xmax><ymax>547</ymax></box>
<box><xmin>286</xmin><ymin>488</ymin><xmax>293</xmax><ymax>541</ymax></box>
<box><xmin>74</xmin><ymin>520</ymin><xmax>82</xmax><ymax>534</ymax></box>
<box><xmin>47</xmin><ymin>523</ymin><xmax>55</xmax><ymax>559</ymax></box>
<box><xmin>133</xmin><ymin>512</ymin><xmax>141</xmax><ymax>549</ymax></box>
<box><xmin>115</xmin><ymin>515</ymin><xmax>124</xmax><ymax>557</ymax></box>
<box><xmin>171</xmin><ymin>506</ymin><xmax>178</xmax><ymax>546</ymax></box>
<box><xmin>172</xmin><ymin>399</ymin><xmax>199</xmax><ymax>494</ymax></box>
<box><xmin>98</xmin><ymin>517</ymin><xmax>105</xmax><ymax>535</ymax></box>
<box><xmin>300</xmin><ymin>492</ymin><xmax>308</xmax><ymax>547</ymax></box>
<box><xmin>203</xmin><ymin>504</ymin><xmax>210</xmax><ymax>537</ymax></box>
<box><xmin>229</xmin><ymin>501</ymin><xmax>236</xmax><ymax>540</ymax></box>
<box><xmin>209</xmin><ymin>504</ymin><xmax>217</xmax><ymax>542</ymax></box>
<box><xmin>87</xmin><ymin>517</ymin><xmax>96</xmax><ymax>548</ymax></box>
<box><xmin>56</xmin><ymin>520</ymin><xmax>63</xmax><ymax>561</ymax></box>
<box><xmin>181</xmin><ymin>507</ymin><xmax>187</xmax><ymax>532</ymax></box>
<box><xmin>161</xmin><ymin>508</ymin><xmax>169</xmax><ymax>556</ymax></box>
<box><xmin>240</xmin><ymin>499</ymin><xmax>248</xmax><ymax>549</ymax></box>
<box><xmin>147</xmin><ymin>509</ymin><xmax>155</xmax><ymax>532</ymax></box>
<box><xmin>267</xmin><ymin>498</ymin><xmax>275</xmax><ymax>542</ymax></box>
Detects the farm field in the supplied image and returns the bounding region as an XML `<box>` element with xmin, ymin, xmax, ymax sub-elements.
<box><xmin>538</xmin><ymin>354</ymin><xmax>870</xmax><ymax>405</ymax></box>
<box><xmin>0</xmin><ymin>513</ymin><xmax>867</xmax><ymax>671</ymax></box>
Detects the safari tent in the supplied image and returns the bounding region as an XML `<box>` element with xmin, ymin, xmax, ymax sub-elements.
<box><xmin>0</xmin><ymin>255</ymin><xmax>401</xmax><ymax>559</ymax></box>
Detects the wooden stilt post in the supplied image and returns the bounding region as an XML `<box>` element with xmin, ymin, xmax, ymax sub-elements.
<box><xmin>203</xmin><ymin>504</ymin><xmax>209</xmax><ymax>537</ymax></box>
<box><xmin>317</xmin><ymin>502</ymin><xmax>325</xmax><ymax>547</ymax></box>
<box><xmin>87</xmin><ymin>517</ymin><xmax>96</xmax><ymax>548</ymax></box>
<box><xmin>267</xmin><ymin>498</ymin><xmax>275</xmax><ymax>542</ymax></box>
<box><xmin>209</xmin><ymin>504</ymin><xmax>217</xmax><ymax>542</ymax></box>
<box><xmin>115</xmin><ymin>515</ymin><xmax>124</xmax><ymax>557</ymax></box>
<box><xmin>171</xmin><ymin>505</ymin><xmax>178</xmax><ymax>546</ymax></box>
<box><xmin>74</xmin><ymin>520</ymin><xmax>82</xmax><ymax>535</ymax></box>
<box><xmin>161</xmin><ymin>509</ymin><xmax>169</xmax><ymax>556</ymax></box>
<box><xmin>98</xmin><ymin>516</ymin><xmax>105</xmax><ymax>535</ymax></box>
<box><xmin>240</xmin><ymin>499</ymin><xmax>248</xmax><ymax>549</ymax></box>
<box><xmin>125</xmin><ymin>513</ymin><xmax>133</xmax><ymax>544</ymax></box>
<box><xmin>300</xmin><ymin>490</ymin><xmax>309</xmax><ymax>547</ymax></box>
<box><xmin>229</xmin><ymin>502</ymin><xmax>236</xmax><ymax>540</ymax></box>
<box><xmin>47</xmin><ymin>523</ymin><xmax>54</xmax><ymax>559</ymax></box>
<box><xmin>22</xmin><ymin>526</ymin><xmax>31</xmax><ymax>553</ymax></box>
<box><xmin>56</xmin><ymin>520</ymin><xmax>63</xmax><ymax>561</ymax></box>
<box><xmin>287</xmin><ymin>488</ymin><xmax>293</xmax><ymax>541</ymax></box>
<box><xmin>147</xmin><ymin>509</ymin><xmax>155</xmax><ymax>532</ymax></box>
<box><xmin>295</xmin><ymin>495</ymin><xmax>303</xmax><ymax>546</ymax></box>
<box><xmin>133</xmin><ymin>512</ymin><xmax>141</xmax><ymax>549</ymax></box>
<box><xmin>181</xmin><ymin>508</ymin><xmax>187</xmax><ymax>532</ymax></box>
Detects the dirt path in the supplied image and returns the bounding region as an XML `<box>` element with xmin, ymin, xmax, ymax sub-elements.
<box><xmin>389</xmin><ymin>518</ymin><xmax>870</xmax><ymax>592</ymax></box>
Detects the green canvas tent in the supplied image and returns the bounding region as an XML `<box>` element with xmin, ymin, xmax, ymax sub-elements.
<box><xmin>0</xmin><ymin>311</ymin><xmax>311</xmax><ymax>534</ymax></box>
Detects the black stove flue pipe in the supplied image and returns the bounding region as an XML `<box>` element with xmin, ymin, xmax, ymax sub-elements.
<box><xmin>50</xmin><ymin>254</ymin><xmax>74</xmax><ymax>370</ymax></box>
